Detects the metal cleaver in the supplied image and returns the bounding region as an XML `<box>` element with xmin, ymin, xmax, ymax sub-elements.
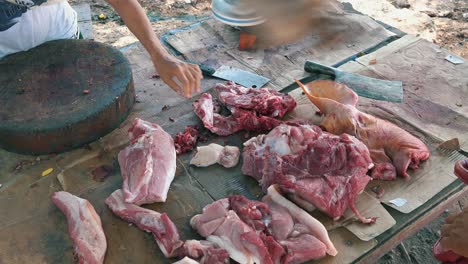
<box><xmin>304</xmin><ymin>60</ymin><xmax>404</xmax><ymax>103</ymax></box>
<box><xmin>194</xmin><ymin>62</ymin><xmax>270</xmax><ymax>88</ymax></box>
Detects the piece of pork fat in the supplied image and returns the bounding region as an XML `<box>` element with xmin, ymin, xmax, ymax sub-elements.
<box><xmin>190</xmin><ymin>143</ymin><xmax>240</xmax><ymax>168</ymax></box>
<box><xmin>118</xmin><ymin>118</ymin><xmax>176</xmax><ymax>204</ymax></box>
<box><xmin>51</xmin><ymin>191</ymin><xmax>107</xmax><ymax>264</ymax></box>
<box><xmin>298</xmin><ymin>79</ymin><xmax>430</xmax><ymax>180</ymax></box>
<box><xmin>215</xmin><ymin>82</ymin><xmax>296</xmax><ymax>118</ymax></box>
<box><xmin>105</xmin><ymin>189</ymin><xmax>183</xmax><ymax>257</ymax></box>
<box><xmin>190</xmin><ymin>199</ymin><xmax>273</xmax><ymax>264</ymax></box>
<box><xmin>173</xmin><ymin>257</ymin><xmax>200</xmax><ymax>264</ymax></box>
<box><xmin>178</xmin><ymin>240</ymin><xmax>230</xmax><ymax>264</ymax></box>
<box><xmin>263</xmin><ymin>185</ymin><xmax>337</xmax><ymax>258</ymax></box>
<box><xmin>242</xmin><ymin>123</ymin><xmax>376</xmax><ymax>224</ymax></box>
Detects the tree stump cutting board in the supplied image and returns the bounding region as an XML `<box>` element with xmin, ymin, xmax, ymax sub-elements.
<box><xmin>0</xmin><ymin>39</ymin><xmax>135</xmax><ymax>155</ymax></box>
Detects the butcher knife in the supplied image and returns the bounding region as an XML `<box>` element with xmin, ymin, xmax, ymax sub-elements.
<box><xmin>304</xmin><ymin>60</ymin><xmax>404</xmax><ymax>103</ymax></box>
<box><xmin>192</xmin><ymin>62</ymin><xmax>270</xmax><ymax>88</ymax></box>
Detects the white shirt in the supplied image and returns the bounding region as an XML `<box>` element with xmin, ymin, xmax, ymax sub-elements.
<box><xmin>0</xmin><ymin>0</ymin><xmax>78</xmax><ymax>59</ymax></box>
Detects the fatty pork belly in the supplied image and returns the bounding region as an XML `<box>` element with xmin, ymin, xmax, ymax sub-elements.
<box><xmin>298</xmin><ymin>80</ymin><xmax>430</xmax><ymax>180</ymax></box>
<box><xmin>190</xmin><ymin>187</ymin><xmax>336</xmax><ymax>264</ymax></box>
<box><xmin>105</xmin><ymin>190</ymin><xmax>229</xmax><ymax>263</ymax></box>
<box><xmin>118</xmin><ymin>118</ymin><xmax>176</xmax><ymax>204</ymax></box>
<box><xmin>193</xmin><ymin>82</ymin><xmax>297</xmax><ymax>136</ymax></box>
<box><xmin>242</xmin><ymin>123</ymin><xmax>376</xmax><ymax>224</ymax></box>
<box><xmin>52</xmin><ymin>191</ymin><xmax>107</xmax><ymax>264</ymax></box>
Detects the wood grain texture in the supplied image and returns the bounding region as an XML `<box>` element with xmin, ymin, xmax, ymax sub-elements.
<box><xmin>0</xmin><ymin>39</ymin><xmax>134</xmax><ymax>155</ymax></box>
<box><xmin>166</xmin><ymin>14</ymin><xmax>395</xmax><ymax>89</ymax></box>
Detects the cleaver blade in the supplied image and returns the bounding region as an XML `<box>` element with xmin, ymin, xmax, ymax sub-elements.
<box><xmin>195</xmin><ymin>62</ymin><xmax>270</xmax><ymax>88</ymax></box>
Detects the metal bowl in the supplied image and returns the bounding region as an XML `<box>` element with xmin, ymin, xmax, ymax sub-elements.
<box><xmin>211</xmin><ymin>0</ymin><xmax>264</xmax><ymax>27</ymax></box>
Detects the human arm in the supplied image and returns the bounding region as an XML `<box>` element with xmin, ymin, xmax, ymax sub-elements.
<box><xmin>104</xmin><ymin>0</ymin><xmax>202</xmax><ymax>97</ymax></box>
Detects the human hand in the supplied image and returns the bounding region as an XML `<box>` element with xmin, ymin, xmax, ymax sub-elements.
<box><xmin>153</xmin><ymin>54</ymin><xmax>202</xmax><ymax>98</ymax></box>
<box><xmin>440</xmin><ymin>208</ymin><xmax>468</xmax><ymax>258</ymax></box>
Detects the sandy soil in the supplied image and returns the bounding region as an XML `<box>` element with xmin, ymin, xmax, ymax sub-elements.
<box><xmin>339</xmin><ymin>0</ymin><xmax>467</xmax><ymax>57</ymax></box>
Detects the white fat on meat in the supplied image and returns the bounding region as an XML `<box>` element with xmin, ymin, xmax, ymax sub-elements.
<box><xmin>173</xmin><ymin>257</ymin><xmax>200</xmax><ymax>264</ymax></box>
<box><xmin>264</xmin><ymin>185</ymin><xmax>338</xmax><ymax>256</ymax></box>
<box><xmin>190</xmin><ymin>143</ymin><xmax>240</xmax><ymax>168</ymax></box>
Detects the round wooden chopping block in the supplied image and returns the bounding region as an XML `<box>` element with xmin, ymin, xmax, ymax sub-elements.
<box><xmin>0</xmin><ymin>39</ymin><xmax>135</xmax><ymax>155</ymax></box>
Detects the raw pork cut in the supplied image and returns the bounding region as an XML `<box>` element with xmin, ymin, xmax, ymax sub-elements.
<box><xmin>190</xmin><ymin>198</ymin><xmax>272</xmax><ymax>264</ymax></box>
<box><xmin>190</xmin><ymin>188</ymin><xmax>336</xmax><ymax>264</ymax></box>
<box><xmin>105</xmin><ymin>189</ymin><xmax>183</xmax><ymax>257</ymax></box>
<box><xmin>242</xmin><ymin>123</ymin><xmax>376</xmax><ymax>224</ymax></box>
<box><xmin>174</xmin><ymin>126</ymin><xmax>200</xmax><ymax>154</ymax></box>
<box><xmin>52</xmin><ymin>191</ymin><xmax>107</xmax><ymax>264</ymax></box>
<box><xmin>193</xmin><ymin>82</ymin><xmax>297</xmax><ymax>136</ymax></box>
<box><xmin>263</xmin><ymin>185</ymin><xmax>337</xmax><ymax>257</ymax></box>
<box><xmin>190</xmin><ymin>143</ymin><xmax>240</xmax><ymax>168</ymax></box>
<box><xmin>216</xmin><ymin>82</ymin><xmax>296</xmax><ymax>118</ymax></box>
<box><xmin>118</xmin><ymin>118</ymin><xmax>176</xmax><ymax>204</ymax></box>
<box><xmin>106</xmin><ymin>190</ymin><xmax>229</xmax><ymax>263</ymax></box>
<box><xmin>299</xmin><ymin>80</ymin><xmax>430</xmax><ymax>180</ymax></box>
<box><xmin>178</xmin><ymin>240</ymin><xmax>230</xmax><ymax>264</ymax></box>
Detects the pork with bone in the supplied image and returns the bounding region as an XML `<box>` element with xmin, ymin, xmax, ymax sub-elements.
<box><xmin>105</xmin><ymin>189</ymin><xmax>183</xmax><ymax>257</ymax></box>
<box><xmin>52</xmin><ymin>191</ymin><xmax>107</xmax><ymax>264</ymax></box>
<box><xmin>190</xmin><ymin>189</ymin><xmax>336</xmax><ymax>264</ymax></box>
<box><xmin>192</xmin><ymin>82</ymin><xmax>297</xmax><ymax>136</ymax></box>
<box><xmin>298</xmin><ymin>80</ymin><xmax>430</xmax><ymax>180</ymax></box>
<box><xmin>118</xmin><ymin>118</ymin><xmax>176</xmax><ymax>204</ymax></box>
<box><xmin>242</xmin><ymin>123</ymin><xmax>376</xmax><ymax>224</ymax></box>
<box><xmin>190</xmin><ymin>143</ymin><xmax>240</xmax><ymax>168</ymax></box>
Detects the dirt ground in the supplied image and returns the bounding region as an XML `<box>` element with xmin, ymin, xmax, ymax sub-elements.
<box><xmin>70</xmin><ymin>0</ymin><xmax>467</xmax><ymax>263</ymax></box>
<box><xmin>72</xmin><ymin>0</ymin><xmax>467</xmax><ymax>57</ymax></box>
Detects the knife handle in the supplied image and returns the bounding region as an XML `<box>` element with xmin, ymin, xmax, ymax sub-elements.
<box><xmin>186</xmin><ymin>60</ymin><xmax>216</xmax><ymax>76</ymax></box>
<box><xmin>304</xmin><ymin>60</ymin><xmax>337</xmax><ymax>77</ymax></box>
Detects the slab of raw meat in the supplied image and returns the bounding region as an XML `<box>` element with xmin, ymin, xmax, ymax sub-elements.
<box><xmin>242</xmin><ymin>123</ymin><xmax>376</xmax><ymax>224</ymax></box>
<box><xmin>299</xmin><ymin>80</ymin><xmax>430</xmax><ymax>180</ymax></box>
<box><xmin>263</xmin><ymin>185</ymin><xmax>337</xmax><ymax>257</ymax></box>
<box><xmin>105</xmin><ymin>189</ymin><xmax>183</xmax><ymax>257</ymax></box>
<box><xmin>193</xmin><ymin>82</ymin><xmax>297</xmax><ymax>136</ymax></box>
<box><xmin>174</xmin><ymin>126</ymin><xmax>200</xmax><ymax>154</ymax></box>
<box><xmin>178</xmin><ymin>240</ymin><xmax>230</xmax><ymax>264</ymax></box>
<box><xmin>118</xmin><ymin>118</ymin><xmax>176</xmax><ymax>204</ymax></box>
<box><xmin>216</xmin><ymin>82</ymin><xmax>296</xmax><ymax>118</ymax></box>
<box><xmin>191</xmin><ymin>199</ymin><xmax>272</xmax><ymax>264</ymax></box>
<box><xmin>190</xmin><ymin>143</ymin><xmax>240</xmax><ymax>168</ymax></box>
<box><xmin>52</xmin><ymin>191</ymin><xmax>107</xmax><ymax>264</ymax></box>
<box><xmin>191</xmin><ymin>191</ymin><xmax>336</xmax><ymax>264</ymax></box>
